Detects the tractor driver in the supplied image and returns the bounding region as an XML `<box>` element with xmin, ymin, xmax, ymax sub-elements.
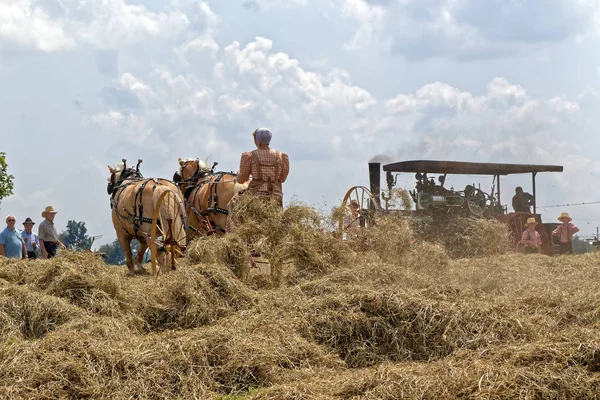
<box><xmin>512</xmin><ymin>187</ymin><xmax>534</xmax><ymax>214</ymax></box>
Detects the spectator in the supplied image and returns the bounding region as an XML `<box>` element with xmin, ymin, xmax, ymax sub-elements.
<box><xmin>38</xmin><ymin>206</ymin><xmax>66</xmax><ymax>259</ymax></box>
<box><xmin>0</xmin><ymin>215</ymin><xmax>27</xmax><ymax>259</ymax></box>
<box><xmin>21</xmin><ymin>217</ymin><xmax>40</xmax><ymax>260</ymax></box>
<box><xmin>552</xmin><ymin>212</ymin><xmax>579</xmax><ymax>255</ymax></box>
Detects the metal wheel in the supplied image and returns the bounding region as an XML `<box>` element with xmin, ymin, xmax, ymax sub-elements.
<box><xmin>337</xmin><ymin>186</ymin><xmax>380</xmax><ymax>238</ymax></box>
<box><xmin>150</xmin><ymin>189</ymin><xmax>190</xmax><ymax>277</ymax></box>
<box><xmin>467</xmin><ymin>200</ymin><xmax>484</xmax><ymax>217</ymax></box>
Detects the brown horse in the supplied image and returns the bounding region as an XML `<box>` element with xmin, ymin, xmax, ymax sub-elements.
<box><xmin>172</xmin><ymin>157</ymin><xmax>247</xmax><ymax>238</ymax></box>
<box><xmin>108</xmin><ymin>159</ymin><xmax>188</xmax><ymax>275</ymax></box>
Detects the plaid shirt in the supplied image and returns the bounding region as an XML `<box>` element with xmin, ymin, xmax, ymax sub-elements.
<box><xmin>237</xmin><ymin>148</ymin><xmax>289</xmax><ymax>202</ymax></box>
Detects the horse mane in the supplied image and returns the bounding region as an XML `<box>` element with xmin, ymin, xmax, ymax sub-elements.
<box><xmin>108</xmin><ymin>162</ymin><xmax>129</xmax><ymax>182</ymax></box>
<box><xmin>180</xmin><ymin>157</ymin><xmax>209</xmax><ymax>169</ymax></box>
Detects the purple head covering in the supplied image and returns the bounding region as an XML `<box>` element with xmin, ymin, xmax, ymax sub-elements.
<box><xmin>254</xmin><ymin>127</ymin><xmax>272</xmax><ymax>145</ymax></box>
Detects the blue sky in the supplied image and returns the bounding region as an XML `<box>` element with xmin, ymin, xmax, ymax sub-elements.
<box><xmin>1</xmin><ymin>0</ymin><xmax>600</xmax><ymax>246</ymax></box>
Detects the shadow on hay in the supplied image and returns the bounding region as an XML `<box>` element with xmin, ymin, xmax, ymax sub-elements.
<box><xmin>302</xmin><ymin>292</ymin><xmax>533</xmax><ymax>368</ymax></box>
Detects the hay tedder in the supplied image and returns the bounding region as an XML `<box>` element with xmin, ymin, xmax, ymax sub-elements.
<box><xmin>338</xmin><ymin>160</ymin><xmax>563</xmax><ymax>255</ymax></box>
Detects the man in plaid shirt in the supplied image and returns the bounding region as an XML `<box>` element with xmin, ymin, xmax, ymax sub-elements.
<box><xmin>236</xmin><ymin>127</ymin><xmax>290</xmax><ymax>206</ymax></box>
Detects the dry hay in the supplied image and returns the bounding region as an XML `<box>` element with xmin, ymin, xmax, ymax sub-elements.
<box><xmin>299</xmin><ymin>289</ymin><xmax>533</xmax><ymax>368</ymax></box>
<box><xmin>348</xmin><ymin>213</ymin><xmax>413</xmax><ymax>263</ymax></box>
<box><xmin>414</xmin><ymin>216</ymin><xmax>511</xmax><ymax>258</ymax></box>
<box><xmin>2</xmin><ymin>204</ymin><xmax>600</xmax><ymax>398</ymax></box>
<box><xmin>0</xmin><ymin>284</ymin><xmax>82</xmax><ymax>340</ymax></box>
<box><xmin>188</xmin><ymin>233</ymin><xmax>253</xmax><ymax>280</ymax></box>
<box><xmin>227</xmin><ymin>194</ymin><xmax>353</xmax><ymax>286</ymax></box>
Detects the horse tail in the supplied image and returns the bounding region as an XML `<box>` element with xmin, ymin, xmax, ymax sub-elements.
<box><xmin>152</xmin><ymin>186</ymin><xmax>186</xmax><ymax>245</ymax></box>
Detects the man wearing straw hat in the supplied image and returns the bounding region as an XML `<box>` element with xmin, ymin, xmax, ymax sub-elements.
<box><xmin>519</xmin><ymin>217</ymin><xmax>542</xmax><ymax>254</ymax></box>
<box><xmin>552</xmin><ymin>212</ymin><xmax>579</xmax><ymax>255</ymax></box>
<box><xmin>38</xmin><ymin>206</ymin><xmax>66</xmax><ymax>259</ymax></box>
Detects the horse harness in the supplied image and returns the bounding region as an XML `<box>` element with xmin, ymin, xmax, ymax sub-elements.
<box><xmin>185</xmin><ymin>171</ymin><xmax>237</xmax><ymax>234</ymax></box>
<box><xmin>109</xmin><ymin>169</ymin><xmax>169</xmax><ymax>240</ymax></box>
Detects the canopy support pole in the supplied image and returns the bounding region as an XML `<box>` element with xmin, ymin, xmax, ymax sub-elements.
<box><xmin>532</xmin><ymin>172</ymin><xmax>537</xmax><ymax>215</ymax></box>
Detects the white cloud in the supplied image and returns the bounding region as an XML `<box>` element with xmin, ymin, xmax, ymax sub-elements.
<box><xmin>0</xmin><ymin>0</ymin><xmax>214</xmax><ymax>52</ymax></box>
<box><xmin>341</xmin><ymin>0</ymin><xmax>600</xmax><ymax>59</ymax></box>
<box><xmin>3</xmin><ymin>2</ymin><xmax>600</xmax><ymax>245</ymax></box>
<box><xmin>86</xmin><ymin>37</ymin><xmax>592</xmax><ymax>210</ymax></box>
<box><xmin>341</xmin><ymin>0</ymin><xmax>386</xmax><ymax>50</ymax></box>
<box><xmin>242</xmin><ymin>0</ymin><xmax>308</xmax><ymax>11</ymax></box>
<box><xmin>0</xmin><ymin>0</ymin><xmax>75</xmax><ymax>52</ymax></box>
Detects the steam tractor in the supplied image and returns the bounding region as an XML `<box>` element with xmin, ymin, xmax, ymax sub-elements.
<box><xmin>339</xmin><ymin>160</ymin><xmax>563</xmax><ymax>255</ymax></box>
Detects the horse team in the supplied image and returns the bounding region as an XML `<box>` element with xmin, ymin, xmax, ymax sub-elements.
<box><xmin>107</xmin><ymin>157</ymin><xmax>247</xmax><ymax>276</ymax></box>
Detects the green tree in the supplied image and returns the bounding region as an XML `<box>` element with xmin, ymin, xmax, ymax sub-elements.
<box><xmin>58</xmin><ymin>220</ymin><xmax>93</xmax><ymax>251</ymax></box>
<box><xmin>0</xmin><ymin>152</ymin><xmax>15</xmax><ymax>204</ymax></box>
<box><xmin>97</xmin><ymin>238</ymin><xmax>148</xmax><ymax>265</ymax></box>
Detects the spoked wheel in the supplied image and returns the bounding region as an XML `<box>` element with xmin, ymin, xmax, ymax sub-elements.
<box><xmin>337</xmin><ymin>186</ymin><xmax>380</xmax><ymax>239</ymax></box>
<box><xmin>467</xmin><ymin>200</ymin><xmax>484</xmax><ymax>217</ymax></box>
<box><xmin>150</xmin><ymin>189</ymin><xmax>190</xmax><ymax>277</ymax></box>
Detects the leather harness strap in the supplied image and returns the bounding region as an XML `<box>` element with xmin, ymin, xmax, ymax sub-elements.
<box><xmin>110</xmin><ymin>173</ymin><xmax>166</xmax><ymax>240</ymax></box>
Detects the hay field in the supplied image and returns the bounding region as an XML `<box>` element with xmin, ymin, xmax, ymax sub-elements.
<box><xmin>1</xmin><ymin>198</ymin><xmax>600</xmax><ymax>399</ymax></box>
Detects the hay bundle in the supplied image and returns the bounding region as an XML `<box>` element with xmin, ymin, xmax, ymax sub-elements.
<box><xmin>33</xmin><ymin>263</ymin><xmax>125</xmax><ymax>317</ymax></box>
<box><xmin>127</xmin><ymin>265</ymin><xmax>256</xmax><ymax>332</ymax></box>
<box><xmin>228</xmin><ymin>195</ymin><xmax>351</xmax><ymax>285</ymax></box>
<box><xmin>188</xmin><ymin>234</ymin><xmax>253</xmax><ymax>280</ymax></box>
<box><xmin>414</xmin><ymin>217</ymin><xmax>511</xmax><ymax>258</ymax></box>
<box><xmin>0</xmin><ymin>285</ymin><xmax>82</xmax><ymax>340</ymax></box>
<box><xmin>283</xmin><ymin>224</ymin><xmax>354</xmax><ymax>284</ymax></box>
<box><xmin>302</xmin><ymin>291</ymin><xmax>533</xmax><ymax>368</ymax></box>
<box><xmin>0</xmin><ymin>258</ymin><xmax>28</xmax><ymax>285</ymax></box>
<box><xmin>348</xmin><ymin>214</ymin><xmax>413</xmax><ymax>263</ymax></box>
<box><xmin>402</xmin><ymin>241</ymin><xmax>450</xmax><ymax>272</ymax></box>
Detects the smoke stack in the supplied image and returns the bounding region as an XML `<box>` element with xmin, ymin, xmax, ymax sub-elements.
<box><xmin>368</xmin><ymin>162</ymin><xmax>381</xmax><ymax>210</ymax></box>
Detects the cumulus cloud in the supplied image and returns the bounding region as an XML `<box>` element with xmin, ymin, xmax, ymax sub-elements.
<box><xmin>0</xmin><ymin>0</ymin><xmax>210</xmax><ymax>52</ymax></box>
<box><xmin>0</xmin><ymin>0</ymin><xmax>75</xmax><ymax>52</ymax></box>
<box><xmin>343</xmin><ymin>0</ymin><xmax>599</xmax><ymax>60</ymax></box>
<box><xmin>242</xmin><ymin>0</ymin><xmax>308</xmax><ymax>11</ymax></box>
<box><xmin>86</xmin><ymin>35</ymin><xmax>593</xmax><ymax>215</ymax></box>
<box><xmin>3</xmin><ymin>0</ymin><xmax>599</xmax><ymax>244</ymax></box>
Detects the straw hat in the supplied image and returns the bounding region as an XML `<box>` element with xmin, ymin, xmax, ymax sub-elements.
<box><xmin>526</xmin><ymin>217</ymin><xmax>538</xmax><ymax>226</ymax></box>
<box><xmin>558</xmin><ymin>212</ymin><xmax>572</xmax><ymax>222</ymax></box>
<box><xmin>41</xmin><ymin>206</ymin><xmax>58</xmax><ymax>218</ymax></box>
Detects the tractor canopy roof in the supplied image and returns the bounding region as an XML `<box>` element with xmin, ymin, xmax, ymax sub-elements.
<box><xmin>382</xmin><ymin>160</ymin><xmax>563</xmax><ymax>176</ymax></box>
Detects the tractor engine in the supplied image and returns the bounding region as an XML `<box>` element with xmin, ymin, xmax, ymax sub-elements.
<box><xmin>410</xmin><ymin>173</ymin><xmax>489</xmax><ymax>217</ymax></box>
